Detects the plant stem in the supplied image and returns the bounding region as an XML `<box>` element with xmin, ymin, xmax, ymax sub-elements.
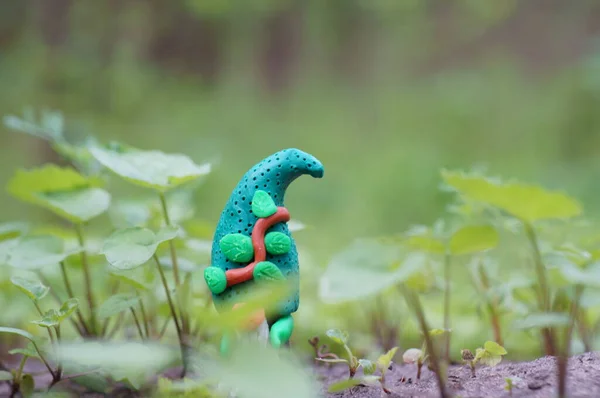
<box><xmin>75</xmin><ymin>223</ymin><xmax>97</xmax><ymax>335</ymax></box>
<box><xmin>32</xmin><ymin>302</ymin><xmax>56</xmax><ymax>346</ymax></box>
<box><xmin>158</xmin><ymin>317</ymin><xmax>171</xmax><ymax>340</ymax></box>
<box><xmin>576</xmin><ymin>308</ymin><xmax>592</xmax><ymax>352</ymax></box>
<box><xmin>478</xmin><ymin>260</ymin><xmax>503</xmax><ymax>345</ymax></box>
<box><xmin>107</xmin><ymin>313</ymin><xmax>125</xmax><ymax>340</ymax></box>
<box><xmin>31</xmin><ymin>340</ymin><xmax>56</xmax><ymax>378</ymax></box>
<box><xmin>153</xmin><ymin>255</ymin><xmax>187</xmax><ymax>376</ymax></box>
<box><xmin>37</xmin><ymin>271</ymin><xmax>86</xmax><ymax>336</ymax></box>
<box><xmin>401</xmin><ymin>287</ymin><xmax>447</xmax><ymax>398</ymax></box>
<box><xmin>137</xmin><ymin>294</ymin><xmax>150</xmax><ymax>339</ymax></box>
<box><xmin>11</xmin><ymin>354</ymin><xmax>28</xmax><ymax>397</ymax></box>
<box><xmin>558</xmin><ymin>285</ymin><xmax>583</xmax><ymax>398</ymax></box>
<box><xmin>54</xmin><ymin>326</ymin><xmax>62</xmax><ymax>382</ymax></box>
<box><xmin>443</xmin><ymin>250</ymin><xmax>451</xmax><ymax>363</ymax></box>
<box><xmin>130</xmin><ymin>308</ymin><xmax>145</xmax><ymax>340</ymax></box>
<box><xmin>523</xmin><ymin>222</ymin><xmax>555</xmax><ymax>356</ymax></box>
<box><xmin>59</xmin><ymin>261</ymin><xmax>90</xmax><ymax>336</ymax></box>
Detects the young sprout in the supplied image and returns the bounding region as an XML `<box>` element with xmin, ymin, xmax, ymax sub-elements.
<box><xmin>375</xmin><ymin>347</ymin><xmax>398</xmax><ymax>394</ymax></box>
<box><xmin>460</xmin><ymin>349</ymin><xmax>476</xmax><ymax>377</ymax></box>
<box><xmin>461</xmin><ymin>341</ymin><xmax>507</xmax><ymax>378</ymax></box>
<box><xmin>316</xmin><ymin>329</ymin><xmax>362</xmax><ymax>378</ymax></box>
<box><xmin>403</xmin><ymin>347</ymin><xmax>426</xmax><ymax>380</ymax></box>
<box><xmin>504</xmin><ymin>376</ymin><xmax>522</xmax><ymax>396</ymax></box>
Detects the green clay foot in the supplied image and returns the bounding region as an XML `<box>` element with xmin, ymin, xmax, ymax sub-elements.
<box><xmin>204</xmin><ymin>266</ymin><xmax>227</xmax><ymax>294</ymax></box>
<box><xmin>269</xmin><ymin>315</ymin><xmax>294</xmax><ymax>348</ymax></box>
<box><xmin>220</xmin><ymin>332</ymin><xmax>232</xmax><ymax>357</ymax></box>
<box><xmin>253</xmin><ymin>261</ymin><xmax>285</xmax><ymax>282</ymax></box>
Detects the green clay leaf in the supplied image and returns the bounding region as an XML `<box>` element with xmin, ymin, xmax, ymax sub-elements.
<box><xmin>0</xmin><ymin>327</ymin><xmax>35</xmax><ymax>341</ymax></box>
<box><xmin>442</xmin><ymin>170</ymin><xmax>582</xmax><ymax>222</ymax></box>
<box><xmin>449</xmin><ymin>225</ymin><xmax>499</xmax><ymax>255</ymax></box>
<box><xmin>102</xmin><ymin>227</ymin><xmax>177</xmax><ymax>270</ymax></box>
<box><xmin>265</xmin><ymin>232</ymin><xmax>291</xmax><ymax>255</ymax></box>
<box><xmin>251</xmin><ymin>190</ymin><xmax>277</xmax><ymax>218</ymax></box>
<box><xmin>513</xmin><ymin>312</ymin><xmax>570</xmax><ymax>330</ymax></box>
<box><xmin>6</xmin><ymin>235</ymin><xmax>80</xmax><ymax>270</ymax></box>
<box><xmin>483</xmin><ymin>341</ymin><xmax>507</xmax><ymax>356</ymax></box>
<box><xmin>219</xmin><ymin>233</ymin><xmax>254</xmax><ymax>263</ymax></box>
<box><xmin>326</xmin><ymin>329</ymin><xmax>349</xmax><ymax>346</ymax></box>
<box><xmin>253</xmin><ymin>261</ymin><xmax>285</xmax><ymax>281</ymax></box>
<box><xmin>204</xmin><ymin>266</ymin><xmax>227</xmax><ymax>295</ymax></box>
<box><xmin>359</xmin><ymin>359</ymin><xmax>377</xmax><ymax>375</ymax></box>
<box><xmin>327</xmin><ymin>378</ymin><xmax>361</xmax><ymax>393</ymax></box>
<box><xmin>97</xmin><ymin>294</ymin><xmax>141</xmax><ymax>320</ymax></box>
<box><xmin>11</xmin><ymin>276</ymin><xmax>50</xmax><ymax>301</ymax></box>
<box><xmin>7</xmin><ymin>165</ymin><xmax>110</xmax><ymax>223</ymax></box>
<box><xmin>0</xmin><ymin>370</ymin><xmax>13</xmax><ymax>381</ymax></box>
<box><xmin>377</xmin><ymin>347</ymin><xmax>399</xmax><ymax>373</ymax></box>
<box><xmin>21</xmin><ymin>374</ymin><xmax>34</xmax><ymax>398</ymax></box>
<box><xmin>89</xmin><ymin>142</ymin><xmax>211</xmax><ymax>192</ymax></box>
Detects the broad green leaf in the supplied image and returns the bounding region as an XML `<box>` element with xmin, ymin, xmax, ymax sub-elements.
<box><xmin>483</xmin><ymin>341</ymin><xmax>507</xmax><ymax>356</ymax></box>
<box><xmin>0</xmin><ymin>370</ymin><xmax>12</xmax><ymax>381</ymax></box>
<box><xmin>219</xmin><ymin>233</ymin><xmax>254</xmax><ymax>263</ymax></box>
<box><xmin>0</xmin><ymin>326</ymin><xmax>35</xmax><ymax>341</ymax></box>
<box><xmin>326</xmin><ymin>329</ymin><xmax>349</xmax><ymax>345</ymax></box>
<box><xmin>402</xmin><ymin>348</ymin><xmax>423</xmax><ymax>364</ymax></box>
<box><xmin>449</xmin><ymin>225</ymin><xmax>499</xmax><ymax>255</ymax></box>
<box><xmin>7</xmin><ymin>165</ymin><xmax>110</xmax><ymax>222</ymax></box>
<box><xmin>31</xmin><ymin>309</ymin><xmax>60</xmax><ymax>328</ymax></box>
<box><xmin>102</xmin><ymin>227</ymin><xmax>178</xmax><ymax>270</ymax></box>
<box><xmin>89</xmin><ymin>143</ymin><xmax>211</xmax><ymax>191</ymax></box>
<box><xmin>327</xmin><ymin>378</ymin><xmax>361</xmax><ymax>393</ymax></box>
<box><xmin>513</xmin><ymin>313</ymin><xmax>570</xmax><ymax>329</ymax></box>
<box><xmin>319</xmin><ymin>239</ymin><xmax>424</xmax><ymax>303</ymax></box>
<box><xmin>264</xmin><ymin>232</ymin><xmax>291</xmax><ymax>255</ymax></box>
<box><xmin>475</xmin><ymin>348</ymin><xmax>503</xmax><ymax>367</ymax></box>
<box><xmin>251</xmin><ymin>190</ymin><xmax>277</xmax><ymax>218</ymax></box>
<box><xmin>358</xmin><ymin>359</ymin><xmax>376</xmax><ymax>375</ymax></box>
<box><xmin>97</xmin><ymin>294</ymin><xmax>141</xmax><ymax>320</ymax></box>
<box><xmin>442</xmin><ymin>170</ymin><xmax>582</xmax><ymax>222</ymax></box>
<box><xmin>9</xmin><ymin>344</ymin><xmax>39</xmax><ymax>358</ymax></box>
<box><xmin>21</xmin><ymin>374</ymin><xmax>34</xmax><ymax>397</ymax></box>
<box><xmin>11</xmin><ymin>276</ymin><xmax>50</xmax><ymax>301</ymax></box>
<box><xmin>0</xmin><ymin>222</ymin><xmax>29</xmax><ymax>241</ymax></box>
<box><xmin>109</xmin><ymin>269</ymin><xmax>153</xmax><ymax>291</ymax></box>
<box><xmin>377</xmin><ymin>347</ymin><xmax>399</xmax><ymax>372</ymax></box>
<box><xmin>155</xmin><ymin>226</ymin><xmax>180</xmax><ymax>243</ymax></box>
<box><xmin>6</xmin><ymin>235</ymin><xmax>80</xmax><ymax>270</ymax></box>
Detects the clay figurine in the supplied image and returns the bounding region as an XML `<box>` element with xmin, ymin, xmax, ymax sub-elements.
<box><xmin>204</xmin><ymin>148</ymin><xmax>324</xmax><ymax>354</ymax></box>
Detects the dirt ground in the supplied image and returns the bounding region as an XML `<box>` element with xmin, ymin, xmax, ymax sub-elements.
<box><xmin>315</xmin><ymin>352</ymin><xmax>600</xmax><ymax>398</ymax></box>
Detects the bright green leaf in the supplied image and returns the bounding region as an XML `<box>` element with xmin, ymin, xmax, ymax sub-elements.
<box><xmin>326</xmin><ymin>329</ymin><xmax>349</xmax><ymax>346</ymax></box>
<box><xmin>358</xmin><ymin>359</ymin><xmax>376</xmax><ymax>375</ymax></box>
<box><xmin>155</xmin><ymin>226</ymin><xmax>180</xmax><ymax>243</ymax></box>
<box><xmin>327</xmin><ymin>378</ymin><xmax>361</xmax><ymax>393</ymax></box>
<box><xmin>7</xmin><ymin>165</ymin><xmax>110</xmax><ymax>222</ymax></box>
<box><xmin>264</xmin><ymin>232</ymin><xmax>291</xmax><ymax>255</ymax></box>
<box><xmin>377</xmin><ymin>347</ymin><xmax>399</xmax><ymax>372</ymax></box>
<box><xmin>219</xmin><ymin>233</ymin><xmax>254</xmax><ymax>263</ymax></box>
<box><xmin>21</xmin><ymin>374</ymin><xmax>34</xmax><ymax>397</ymax></box>
<box><xmin>483</xmin><ymin>341</ymin><xmax>507</xmax><ymax>356</ymax></box>
<box><xmin>6</xmin><ymin>235</ymin><xmax>80</xmax><ymax>270</ymax></box>
<box><xmin>449</xmin><ymin>225</ymin><xmax>499</xmax><ymax>255</ymax></box>
<box><xmin>58</xmin><ymin>298</ymin><xmax>79</xmax><ymax>322</ymax></box>
<box><xmin>89</xmin><ymin>143</ymin><xmax>211</xmax><ymax>192</ymax></box>
<box><xmin>406</xmin><ymin>235</ymin><xmax>445</xmax><ymax>254</ymax></box>
<box><xmin>97</xmin><ymin>294</ymin><xmax>141</xmax><ymax>320</ymax></box>
<box><xmin>0</xmin><ymin>326</ymin><xmax>35</xmax><ymax>341</ymax></box>
<box><xmin>0</xmin><ymin>370</ymin><xmax>12</xmax><ymax>381</ymax></box>
<box><xmin>442</xmin><ymin>170</ymin><xmax>582</xmax><ymax>222</ymax></box>
<box><xmin>11</xmin><ymin>276</ymin><xmax>50</xmax><ymax>301</ymax></box>
<box><xmin>0</xmin><ymin>222</ymin><xmax>29</xmax><ymax>241</ymax></box>
<box><xmin>513</xmin><ymin>313</ymin><xmax>570</xmax><ymax>330</ymax></box>
<box><xmin>475</xmin><ymin>348</ymin><xmax>503</xmax><ymax>367</ymax></box>
<box><xmin>102</xmin><ymin>227</ymin><xmax>177</xmax><ymax>270</ymax></box>
<box><xmin>251</xmin><ymin>190</ymin><xmax>277</xmax><ymax>218</ymax></box>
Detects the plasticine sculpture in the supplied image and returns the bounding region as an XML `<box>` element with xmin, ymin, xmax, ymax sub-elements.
<box><xmin>203</xmin><ymin>148</ymin><xmax>324</xmax><ymax>353</ymax></box>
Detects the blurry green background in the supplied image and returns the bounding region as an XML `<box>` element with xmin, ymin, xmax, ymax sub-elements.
<box><xmin>2</xmin><ymin>0</ymin><xmax>600</xmax><ymax>360</ymax></box>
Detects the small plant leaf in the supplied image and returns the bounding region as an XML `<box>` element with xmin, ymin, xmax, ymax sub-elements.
<box><xmin>0</xmin><ymin>222</ymin><xmax>29</xmax><ymax>241</ymax></box>
<box><xmin>102</xmin><ymin>227</ymin><xmax>176</xmax><ymax>270</ymax></box>
<box><xmin>377</xmin><ymin>347</ymin><xmax>399</xmax><ymax>373</ymax></box>
<box><xmin>0</xmin><ymin>327</ymin><xmax>35</xmax><ymax>341</ymax></box>
<box><xmin>31</xmin><ymin>309</ymin><xmax>60</xmax><ymax>328</ymax></box>
<box><xmin>264</xmin><ymin>232</ymin><xmax>291</xmax><ymax>255</ymax></box>
<box><xmin>475</xmin><ymin>348</ymin><xmax>503</xmax><ymax>367</ymax></box>
<box><xmin>483</xmin><ymin>341</ymin><xmax>507</xmax><ymax>356</ymax></box>
<box><xmin>7</xmin><ymin>165</ymin><xmax>110</xmax><ymax>222</ymax></box>
<box><xmin>58</xmin><ymin>298</ymin><xmax>79</xmax><ymax>322</ymax></box>
<box><xmin>359</xmin><ymin>359</ymin><xmax>377</xmax><ymax>375</ymax></box>
<box><xmin>403</xmin><ymin>348</ymin><xmax>423</xmax><ymax>364</ymax></box>
<box><xmin>0</xmin><ymin>370</ymin><xmax>13</xmax><ymax>381</ymax></box>
<box><xmin>251</xmin><ymin>190</ymin><xmax>277</xmax><ymax>218</ymax></box>
<box><xmin>219</xmin><ymin>233</ymin><xmax>254</xmax><ymax>263</ymax></box>
<box><xmin>442</xmin><ymin>170</ymin><xmax>582</xmax><ymax>222</ymax></box>
<box><xmin>9</xmin><ymin>343</ymin><xmax>39</xmax><ymax>358</ymax></box>
<box><xmin>6</xmin><ymin>235</ymin><xmax>80</xmax><ymax>270</ymax></box>
<box><xmin>97</xmin><ymin>294</ymin><xmax>141</xmax><ymax>320</ymax></box>
<box><xmin>89</xmin><ymin>142</ymin><xmax>211</xmax><ymax>192</ymax></box>
<box><xmin>406</xmin><ymin>233</ymin><xmax>445</xmax><ymax>254</ymax></box>
<box><xmin>11</xmin><ymin>276</ymin><xmax>50</xmax><ymax>301</ymax></box>
<box><xmin>327</xmin><ymin>378</ymin><xmax>361</xmax><ymax>393</ymax></box>
<box><xmin>20</xmin><ymin>374</ymin><xmax>34</xmax><ymax>397</ymax></box>
<box><xmin>429</xmin><ymin>329</ymin><xmax>448</xmax><ymax>337</ymax></box>
<box><xmin>326</xmin><ymin>329</ymin><xmax>349</xmax><ymax>345</ymax></box>
<box><xmin>513</xmin><ymin>312</ymin><xmax>570</xmax><ymax>330</ymax></box>
<box><xmin>449</xmin><ymin>225</ymin><xmax>499</xmax><ymax>255</ymax></box>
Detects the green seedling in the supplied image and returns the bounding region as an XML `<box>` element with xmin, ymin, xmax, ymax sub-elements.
<box><xmin>308</xmin><ymin>336</ymin><xmax>340</xmax><ymax>364</ymax></box>
<box><xmin>316</xmin><ymin>329</ymin><xmax>364</xmax><ymax>378</ymax></box>
<box><xmin>460</xmin><ymin>341</ymin><xmax>507</xmax><ymax>378</ymax></box>
<box><xmin>403</xmin><ymin>347</ymin><xmax>426</xmax><ymax>380</ymax></box>
<box><xmin>504</xmin><ymin>376</ymin><xmax>522</xmax><ymax>396</ymax></box>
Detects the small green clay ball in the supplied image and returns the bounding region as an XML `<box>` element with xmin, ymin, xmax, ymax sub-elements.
<box><xmin>219</xmin><ymin>233</ymin><xmax>254</xmax><ymax>263</ymax></box>
<box><xmin>253</xmin><ymin>261</ymin><xmax>285</xmax><ymax>281</ymax></box>
<box><xmin>204</xmin><ymin>266</ymin><xmax>227</xmax><ymax>294</ymax></box>
<box><xmin>251</xmin><ymin>190</ymin><xmax>277</xmax><ymax>218</ymax></box>
<box><xmin>265</xmin><ymin>232</ymin><xmax>291</xmax><ymax>255</ymax></box>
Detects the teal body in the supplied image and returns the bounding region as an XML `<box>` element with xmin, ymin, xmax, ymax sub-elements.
<box><xmin>210</xmin><ymin>148</ymin><xmax>324</xmax><ymax>318</ymax></box>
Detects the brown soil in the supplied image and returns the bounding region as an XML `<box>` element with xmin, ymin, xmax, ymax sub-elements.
<box><xmin>316</xmin><ymin>352</ymin><xmax>600</xmax><ymax>398</ymax></box>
